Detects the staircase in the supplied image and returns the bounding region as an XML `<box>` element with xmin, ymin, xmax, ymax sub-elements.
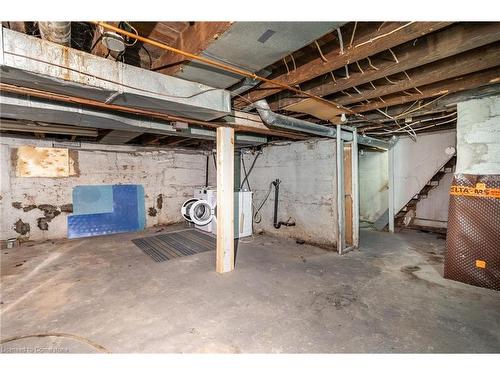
<box><xmin>395</xmin><ymin>156</ymin><xmax>456</xmax><ymax>226</ymax></box>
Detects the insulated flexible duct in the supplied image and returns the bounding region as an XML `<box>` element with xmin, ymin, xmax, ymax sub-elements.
<box><xmin>38</xmin><ymin>22</ymin><xmax>71</xmax><ymax>46</ymax></box>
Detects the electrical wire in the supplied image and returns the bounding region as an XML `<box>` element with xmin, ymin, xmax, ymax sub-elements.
<box><xmin>253</xmin><ymin>182</ymin><xmax>274</xmax><ymax>224</ymax></box>
<box><xmin>141</xmin><ymin>45</ymin><xmax>153</xmax><ymax>70</ymax></box>
<box><xmin>366</xmin><ymin>115</ymin><xmax>457</xmax><ymax>136</ymax></box>
<box><xmin>240</xmin><ymin>151</ymin><xmax>260</xmax><ymax>190</ymax></box>
<box><xmin>122</xmin><ymin>21</ymin><xmax>139</xmax><ymax>47</ymax></box>
<box><xmin>393</xmin><ymin>93</ymin><xmax>449</xmax><ymax>120</ymax></box>
<box><xmin>354</xmin><ymin>22</ymin><xmax>415</xmax><ymax>48</ymax></box>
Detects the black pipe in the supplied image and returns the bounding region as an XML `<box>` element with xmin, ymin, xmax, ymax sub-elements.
<box><xmin>205</xmin><ymin>155</ymin><xmax>209</xmax><ymax>187</ymax></box>
<box><xmin>240</xmin><ymin>151</ymin><xmax>260</xmax><ymax>190</ymax></box>
<box><xmin>272</xmin><ymin>179</ymin><xmax>295</xmax><ymax>229</ymax></box>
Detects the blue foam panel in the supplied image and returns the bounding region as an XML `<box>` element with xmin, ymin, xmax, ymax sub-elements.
<box><xmin>73</xmin><ymin>185</ymin><xmax>114</xmax><ymax>214</ymax></box>
<box><xmin>68</xmin><ymin>184</ymin><xmax>145</xmax><ymax>239</ymax></box>
<box><xmin>136</xmin><ymin>185</ymin><xmax>146</xmax><ymax>230</ymax></box>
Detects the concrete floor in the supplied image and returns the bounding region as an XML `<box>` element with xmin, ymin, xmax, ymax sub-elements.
<box><xmin>1</xmin><ymin>225</ymin><xmax>499</xmax><ymax>353</ymax></box>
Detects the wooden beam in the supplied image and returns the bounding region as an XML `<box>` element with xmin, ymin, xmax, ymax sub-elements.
<box><xmin>275</xmin><ymin>22</ymin><xmax>500</xmax><ymax>111</ymax></box>
<box><xmin>352</xmin><ymin>67</ymin><xmax>500</xmax><ymax>114</ymax></box>
<box><xmin>351</xmin><ymin>85</ymin><xmax>500</xmax><ymax>123</ymax></box>
<box><xmin>91</xmin><ymin>22</ymin><xmax>119</xmax><ymax>58</ymax></box>
<box><xmin>216</xmin><ymin>127</ymin><xmax>235</xmax><ymax>274</ymax></box>
<box><xmin>337</xmin><ymin>42</ymin><xmax>500</xmax><ymax>106</ymax></box>
<box><xmin>152</xmin><ymin>22</ymin><xmax>233</xmax><ymax>75</ymax></box>
<box><xmin>163</xmin><ymin>137</ymin><xmax>189</xmax><ymax>146</ymax></box>
<box><xmin>4</xmin><ymin>22</ymin><xmax>27</xmax><ymax>33</ymax></box>
<box><xmin>234</xmin><ymin>22</ymin><xmax>451</xmax><ymax>107</ymax></box>
<box><xmin>141</xmin><ymin>134</ymin><xmax>169</xmax><ymax>145</ymax></box>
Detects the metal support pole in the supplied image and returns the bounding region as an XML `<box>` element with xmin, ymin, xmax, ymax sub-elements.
<box><xmin>336</xmin><ymin>124</ymin><xmax>345</xmax><ymax>253</ymax></box>
<box><xmin>388</xmin><ymin>146</ymin><xmax>395</xmax><ymax>233</ymax></box>
<box><xmin>352</xmin><ymin>129</ymin><xmax>360</xmax><ymax>247</ymax></box>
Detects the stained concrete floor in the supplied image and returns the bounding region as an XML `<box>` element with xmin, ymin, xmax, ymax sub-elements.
<box><xmin>1</xmin><ymin>225</ymin><xmax>499</xmax><ymax>353</ymax></box>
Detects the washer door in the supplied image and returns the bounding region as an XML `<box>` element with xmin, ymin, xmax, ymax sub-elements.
<box><xmin>189</xmin><ymin>199</ymin><xmax>215</xmax><ymax>226</ymax></box>
<box><xmin>181</xmin><ymin>198</ymin><xmax>199</xmax><ymax>222</ymax></box>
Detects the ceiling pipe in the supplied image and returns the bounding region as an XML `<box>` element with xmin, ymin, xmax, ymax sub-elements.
<box><xmin>255</xmin><ymin>99</ymin><xmax>393</xmax><ymax>149</ymax></box>
<box><xmin>0</xmin><ymin>118</ymin><xmax>98</xmax><ymax>137</ymax></box>
<box><xmin>38</xmin><ymin>22</ymin><xmax>71</xmax><ymax>46</ymax></box>
<box><xmin>255</xmin><ymin>99</ymin><xmax>345</xmax><ymax>140</ymax></box>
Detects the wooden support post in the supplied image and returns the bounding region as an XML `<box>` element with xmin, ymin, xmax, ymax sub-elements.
<box><xmin>216</xmin><ymin>127</ymin><xmax>235</xmax><ymax>273</ymax></box>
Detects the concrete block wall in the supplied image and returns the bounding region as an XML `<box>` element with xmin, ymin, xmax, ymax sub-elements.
<box><xmin>456</xmin><ymin>96</ymin><xmax>500</xmax><ymax>175</ymax></box>
<box><xmin>242</xmin><ymin>139</ymin><xmax>337</xmax><ymax>248</ymax></box>
<box><xmin>0</xmin><ymin>136</ymin><xmax>210</xmax><ymax>241</ymax></box>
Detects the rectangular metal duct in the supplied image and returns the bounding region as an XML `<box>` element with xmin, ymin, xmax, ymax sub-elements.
<box><xmin>0</xmin><ymin>119</ymin><xmax>98</xmax><ymax>137</ymax></box>
<box><xmin>0</xmin><ymin>92</ymin><xmax>266</xmax><ymax>145</ymax></box>
<box><xmin>0</xmin><ymin>27</ymin><xmax>231</xmax><ymax>121</ymax></box>
<box><xmin>175</xmin><ymin>22</ymin><xmax>345</xmax><ymax>89</ymax></box>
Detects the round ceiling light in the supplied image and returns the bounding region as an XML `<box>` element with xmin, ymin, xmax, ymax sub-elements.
<box><xmin>102</xmin><ymin>31</ymin><xmax>126</xmax><ymax>53</ymax></box>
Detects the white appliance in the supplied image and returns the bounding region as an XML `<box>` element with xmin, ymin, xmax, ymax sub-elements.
<box><xmin>181</xmin><ymin>187</ymin><xmax>253</xmax><ymax>238</ymax></box>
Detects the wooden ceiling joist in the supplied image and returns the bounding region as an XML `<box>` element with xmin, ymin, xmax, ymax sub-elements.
<box><xmin>234</xmin><ymin>22</ymin><xmax>451</xmax><ymax>108</ymax></box>
<box><xmin>152</xmin><ymin>22</ymin><xmax>233</xmax><ymax>75</ymax></box>
<box><xmin>351</xmin><ymin>67</ymin><xmax>500</xmax><ymax>114</ymax></box>
<box><xmin>350</xmin><ymin>85</ymin><xmax>500</xmax><ymax>123</ymax></box>
<box><xmin>272</xmin><ymin>22</ymin><xmax>500</xmax><ymax>111</ymax></box>
<box><xmin>335</xmin><ymin>42</ymin><xmax>500</xmax><ymax>106</ymax></box>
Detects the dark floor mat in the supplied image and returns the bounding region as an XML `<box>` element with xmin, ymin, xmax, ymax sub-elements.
<box><xmin>132</xmin><ymin>229</ymin><xmax>215</xmax><ymax>262</ymax></box>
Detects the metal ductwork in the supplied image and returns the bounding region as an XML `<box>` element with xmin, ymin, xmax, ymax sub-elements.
<box><xmin>255</xmin><ymin>100</ymin><xmax>393</xmax><ymax>149</ymax></box>
<box><xmin>38</xmin><ymin>22</ymin><xmax>71</xmax><ymax>46</ymax></box>
<box><xmin>176</xmin><ymin>22</ymin><xmax>345</xmax><ymax>90</ymax></box>
<box><xmin>255</xmin><ymin>99</ymin><xmax>343</xmax><ymax>139</ymax></box>
<box><xmin>0</xmin><ymin>92</ymin><xmax>267</xmax><ymax>145</ymax></box>
<box><xmin>0</xmin><ymin>28</ymin><xmax>231</xmax><ymax>121</ymax></box>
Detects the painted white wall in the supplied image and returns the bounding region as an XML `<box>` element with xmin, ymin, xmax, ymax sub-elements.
<box><xmin>393</xmin><ymin>129</ymin><xmax>456</xmax><ymax>212</ymax></box>
<box><xmin>242</xmin><ymin>138</ymin><xmax>337</xmax><ymax>247</ymax></box>
<box><xmin>415</xmin><ymin>172</ymin><xmax>453</xmax><ymax>226</ymax></box>
<box><xmin>0</xmin><ymin>136</ymin><xmax>209</xmax><ymax>241</ymax></box>
<box><xmin>358</xmin><ymin>129</ymin><xmax>456</xmax><ymax>225</ymax></box>
<box><xmin>359</xmin><ymin>149</ymin><xmax>388</xmax><ymax>222</ymax></box>
<box><xmin>456</xmin><ymin>96</ymin><xmax>500</xmax><ymax>175</ymax></box>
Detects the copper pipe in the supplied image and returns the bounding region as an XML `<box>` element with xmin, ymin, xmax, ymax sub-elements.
<box><xmin>0</xmin><ymin>83</ymin><xmax>304</xmax><ymax>140</ymax></box>
<box><xmin>91</xmin><ymin>21</ymin><xmax>363</xmax><ymax>119</ymax></box>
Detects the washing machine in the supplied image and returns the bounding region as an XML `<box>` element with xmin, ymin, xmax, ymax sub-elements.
<box><xmin>181</xmin><ymin>187</ymin><xmax>253</xmax><ymax>238</ymax></box>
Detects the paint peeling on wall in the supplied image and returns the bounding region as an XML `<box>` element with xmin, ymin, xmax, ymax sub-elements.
<box><xmin>15</xmin><ymin>146</ymin><xmax>70</xmax><ymax>177</ymax></box>
<box><xmin>14</xmin><ymin>219</ymin><xmax>30</xmax><ymax>235</ymax></box>
<box><xmin>156</xmin><ymin>194</ymin><xmax>163</xmax><ymax>209</ymax></box>
<box><xmin>13</xmin><ymin>146</ymin><xmax>79</xmax><ymax>178</ymax></box>
<box><xmin>1</xmin><ymin>137</ymin><xmax>211</xmax><ymax>241</ymax></box>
